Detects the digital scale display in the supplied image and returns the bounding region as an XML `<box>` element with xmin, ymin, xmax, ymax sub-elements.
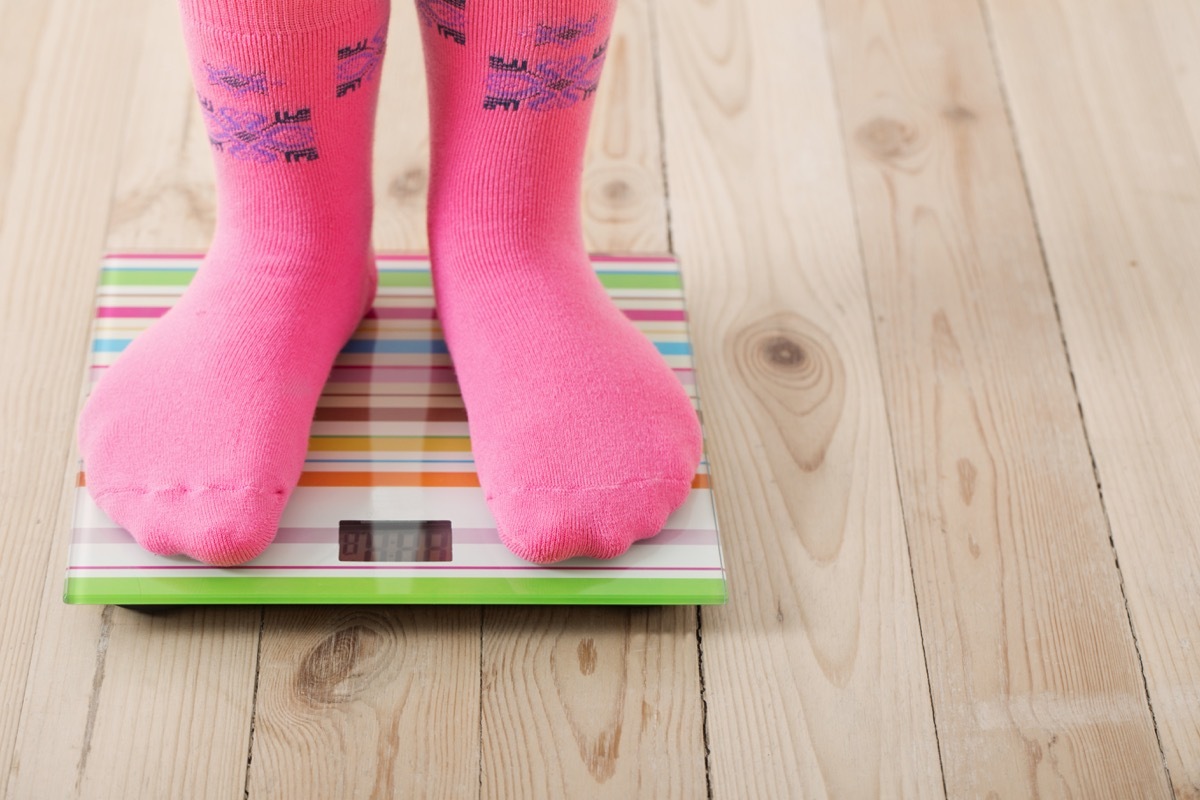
<box><xmin>338</xmin><ymin>520</ymin><xmax>452</xmax><ymax>562</ymax></box>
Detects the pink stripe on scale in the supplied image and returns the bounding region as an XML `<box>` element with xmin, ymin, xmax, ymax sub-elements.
<box><xmin>97</xmin><ymin>306</ymin><xmax>440</xmax><ymax>320</ymax></box>
<box><xmin>96</xmin><ymin>306</ymin><xmax>685</xmax><ymax>321</ymax></box>
<box><xmin>103</xmin><ymin>252</ymin><xmax>429</xmax><ymax>262</ymax></box>
<box><xmin>72</xmin><ymin>527</ymin><xmax>719</xmax><ymax>546</ymax></box>
<box><xmin>103</xmin><ymin>252</ymin><xmax>678</xmax><ymax>264</ymax></box>
<box><xmin>86</xmin><ymin>364</ymin><xmax>697</xmax><ymax>386</ymax></box>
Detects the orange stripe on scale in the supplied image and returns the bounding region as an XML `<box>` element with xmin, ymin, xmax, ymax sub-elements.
<box><xmin>309</xmin><ymin>436</ymin><xmax>473</xmax><ymax>452</ymax></box>
<box><xmin>76</xmin><ymin>472</ymin><xmax>712</xmax><ymax>490</ymax></box>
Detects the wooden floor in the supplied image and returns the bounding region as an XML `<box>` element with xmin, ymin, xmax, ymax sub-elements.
<box><xmin>3</xmin><ymin>0</ymin><xmax>1200</xmax><ymax>796</ymax></box>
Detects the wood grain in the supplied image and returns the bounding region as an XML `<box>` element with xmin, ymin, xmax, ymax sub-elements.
<box><xmin>481</xmin><ymin>607</ymin><xmax>704</xmax><ymax>798</ymax></box>
<box><xmin>655</xmin><ymin>0</ymin><xmax>943</xmax><ymax>794</ymax></box>
<box><xmin>4</xmin><ymin>4</ymin><xmax>266</xmax><ymax>798</ymax></box>
<box><xmin>104</xmin><ymin>0</ymin><xmax>216</xmax><ymax>251</ymax></box>
<box><xmin>821</xmin><ymin>0</ymin><xmax>1171</xmax><ymax>795</ymax></box>
<box><xmin>986</xmin><ymin>0</ymin><xmax>1200</xmax><ymax>795</ymax></box>
<box><xmin>580</xmin><ymin>0</ymin><xmax>670</xmax><ymax>254</ymax></box>
<box><xmin>1153</xmin><ymin>0</ymin><xmax>1200</xmax><ymax>155</ymax></box>
<box><xmin>13</xmin><ymin>607</ymin><xmax>260</xmax><ymax>799</ymax></box>
<box><xmin>250</xmin><ymin>608</ymin><xmax>480</xmax><ymax>798</ymax></box>
<box><xmin>370</xmin><ymin>1</ymin><xmax>430</xmax><ymax>254</ymax></box>
<box><xmin>478</xmin><ymin>3</ymin><xmax>705</xmax><ymax>798</ymax></box>
<box><xmin>0</xmin><ymin>0</ymin><xmax>153</xmax><ymax>792</ymax></box>
<box><xmin>0</xmin><ymin>0</ymin><xmax>51</xmax><ymax>225</ymax></box>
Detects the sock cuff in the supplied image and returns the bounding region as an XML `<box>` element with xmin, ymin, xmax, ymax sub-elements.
<box><xmin>179</xmin><ymin>0</ymin><xmax>389</xmax><ymax>35</ymax></box>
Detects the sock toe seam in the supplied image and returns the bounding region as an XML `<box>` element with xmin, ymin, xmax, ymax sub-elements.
<box><xmin>92</xmin><ymin>485</ymin><xmax>287</xmax><ymax>498</ymax></box>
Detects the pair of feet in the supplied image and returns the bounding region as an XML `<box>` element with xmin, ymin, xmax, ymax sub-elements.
<box><xmin>77</xmin><ymin>0</ymin><xmax>702</xmax><ymax>566</ymax></box>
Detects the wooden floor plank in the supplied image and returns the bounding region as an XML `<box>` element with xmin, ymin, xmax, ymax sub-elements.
<box><xmin>820</xmin><ymin>0</ymin><xmax>1171</xmax><ymax>795</ymax></box>
<box><xmin>655</xmin><ymin>0</ymin><xmax>943</xmax><ymax>795</ymax></box>
<box><xmin>14</xmin><ymin>607</ymin><xmax>260</xmax><ymax>800</ymax></box>
<box><xmin>0</xmin><ymin>0</ymin><xmax>153</xmax><ymax>792</ymax></box>
<box><xmin>478</xmin><ymin>3</ymin><xmax>706</xmax><ymax>797</ymax></box>
<box><xmin>0</xmin><ymin>0</ymin><xmax>52</xmax><ymax>224</ymax></box>
<box><xmin>985</xmin><ymin>0</ymin><xmax>1200</xmax><ymax>795</ymax></box>
<box><xmin>481</xmin><ymin>607</ymin><xmax>704</xmax><ymax>798</ymax></box>
<box><xmin>4</xmin><ymin>4</ymin><xmax>266</xmax><ymax>797</ymax></box>
<box><xmin>579</xmin><ymin>0</ymin><xmax>671</xmax><ymax>254</ymax></box>
<box><xmin>1151</xmin><ymin>2</ymin><xmax>1200</xmax><ymax>178</ymax></box>
<box><xmin>251</xmin><ymin>608</ymin><xmax>481</xmax><ymax>798</ymax></box>
<box><xmin>103</xmin><ymin>0</ymin><xmax>218</xmax><ymax>252</ymax></box>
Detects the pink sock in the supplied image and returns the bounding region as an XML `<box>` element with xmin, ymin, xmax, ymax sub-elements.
<box><xmin>415</xmin><ymin>0</ymin><xmax>703</xmax><ymax>562</ymax></box>
<box><xmin>77</xmin><ymin>0</ymin><xmax>389</xmax><ymax>565</ymax></box>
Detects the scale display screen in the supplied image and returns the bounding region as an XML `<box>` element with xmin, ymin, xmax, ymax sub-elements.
<box><xmin>338</xmin><ymin>520</ymin><xmax>453</xmax><ymax>562</ymax></box>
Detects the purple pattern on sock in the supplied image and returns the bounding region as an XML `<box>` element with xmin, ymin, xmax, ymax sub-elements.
<box><xmin>531</xmin><ymin>16</ymin><xmax>599</xmax><ymax>47</ymax></box>
<box><xmin>484</xmin><ymin>50</ymin><xmax>606</xmax><ymax>112</ymax></box>
<box><xmin>204</xmin><ymin>62</ymin><xmax>272</xmax><ymax>95</ymax></box>
<box><xmin>416</xmin><ymin>0</ymin><xmax>466</xmax><ymax>44</ymax></box>
<box><xmin>200</xmin><ymin>100</ymin><xmax>317</xmax><ymax>163</ymax></box>
<box><xmin>336</xmin><ymin>27</ymin><xmax>388</xmax><ymax>97</ymax></box>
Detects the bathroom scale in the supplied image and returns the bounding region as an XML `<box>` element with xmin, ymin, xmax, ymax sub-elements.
<box><xmin>64</xmin><ymin>253</ymin><xmax>727</xmax><ymax>606</ymax></box>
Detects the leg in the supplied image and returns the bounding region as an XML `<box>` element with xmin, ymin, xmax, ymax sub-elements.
<box><xmin>77</xmin><ymin>0</ymin><xmax>390</xmax><ymax>565</ymax></box>
<box><xmin>415</xmin><ymin>0</ymin><xmax>703</xmax><ymax>562</ymax></box>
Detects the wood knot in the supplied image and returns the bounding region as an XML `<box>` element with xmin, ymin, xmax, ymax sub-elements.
<box><xmin>957</xmin><ymin>457</ymin><xmax>977</xmax><ymax>505</ymax></box>
<box><xmin>942</xmin><ymin>103</ymin><xmax>977</xmax><ymax>123</ymax></box>
<box><xmin>855</xmin><ymin>116</ymin><xmax>920</xmax><ymax>162</ymax></box>
<box><xmin>603</xmin><ymin>179</ymin><xmax>632</xmax><ymax>205</ymax></box>
<box><xmin>585</xmin><ymin>166</ymin><xmax>650</xmax><ymax>221</ymax></box>
<box><xmin>294</xmin><ymin>625</ymin><xmax>379</xmax><ymax>706</ymax></box>
<box><xmin>735</xmin><ymin>314</ymin><xmax>841</xmax><ymax>419</ymax></box>
<box><xmin>577</xmin><ymin>638</ymin><xmax>597</xmax><ymax>675</ymax></box>
<box><xmin>388</xmin><ymin>167</ymin><xmax>427</xmax><ymax>201</ymax></box>
<box><xmin>762</xmin><ymin>335</ymin><xmax>807</xmax><ymax>368</ymax></box>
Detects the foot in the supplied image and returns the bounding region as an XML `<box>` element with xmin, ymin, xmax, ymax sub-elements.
<box><xmin>79</xmin><ymin>247</ymin><xmax>377</xmax><ymax>565</ymax></box>
<box><xmin>77</xmin><ymin>0</ymin><xmax>389</xmax><ymax>565</ymax></box>
<box><xmin>416</xmin><ymin>0</ymin><xmax>703</xmax><ymax>562</ymax></box>
<box><xmin>439</xmin><ymin>251</ymin><xmax>704</xmax><ymax>563</ymax></box>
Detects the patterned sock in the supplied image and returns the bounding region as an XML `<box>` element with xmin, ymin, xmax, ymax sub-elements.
<box><xmin>77</xmin><ymin>0</ymin><xmax>390</xmax><ymax>565</ymax></box>
<box><xmin>415</xmin><ymin>0</ymin><xmax>703</xmax><ymax>562</ymax></box>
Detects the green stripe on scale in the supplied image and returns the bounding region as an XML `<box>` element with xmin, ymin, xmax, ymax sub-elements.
<box><xmin>63</xmin><ymin>576</ymin><xmax>726</xmax><ymax>605</ymax></box>
<box><xmin>99</xmin><ymin>269</ymin><xmax>683</xmax><ymax>290</ymax></box>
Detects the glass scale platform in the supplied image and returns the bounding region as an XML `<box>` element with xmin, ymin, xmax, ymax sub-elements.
<box><xmin>64</xmin><ymin>253</ymin><xmax>726</xmax><ymax>606</ymax></box>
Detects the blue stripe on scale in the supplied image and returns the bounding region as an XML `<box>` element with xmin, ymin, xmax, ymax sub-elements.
<box><xmin>93</xmin><ymin>339</ymin><xmax>694</xmax><ymax>356</ymax></box>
